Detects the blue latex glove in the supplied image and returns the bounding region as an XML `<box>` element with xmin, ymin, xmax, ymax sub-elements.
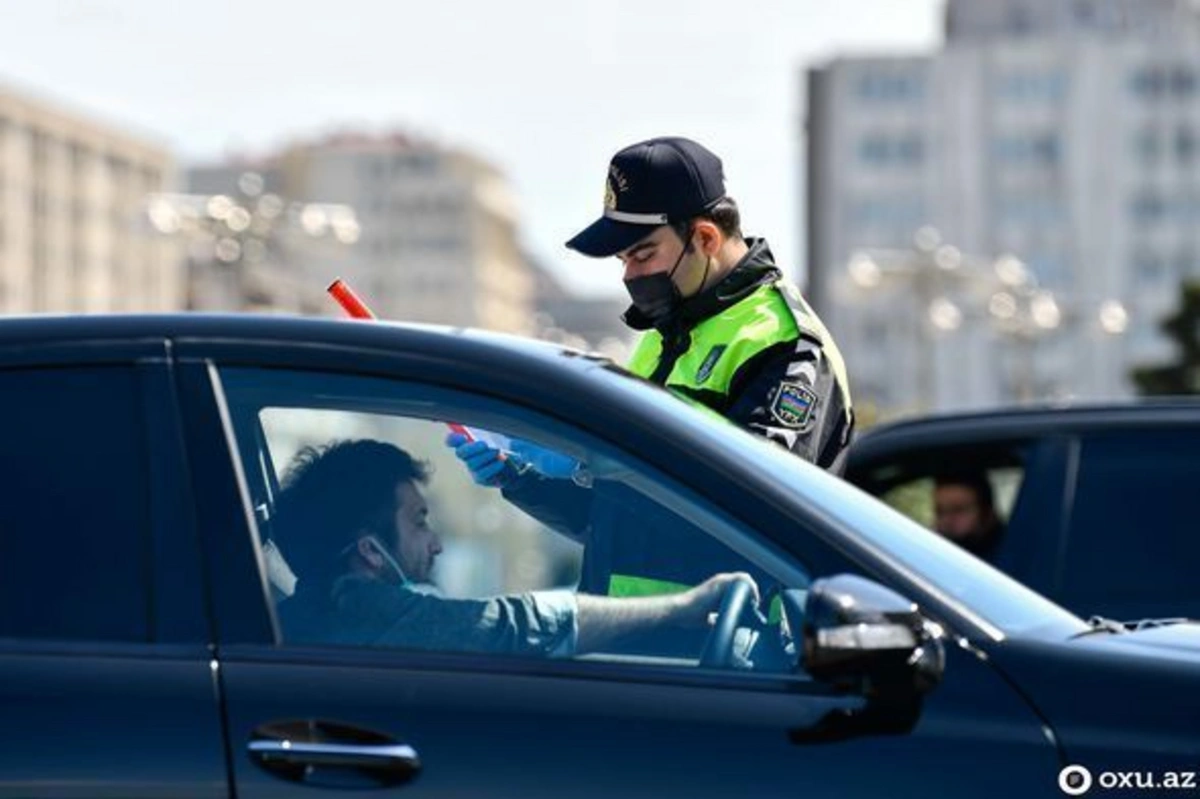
<box><xmin>445</xmin><ymin>432</ymin><xmax>525</xmax><ymax>487</ymax></box>
<box><xmin>510</xmin><ymin>438</ymin><xmax>581</xmax><ymax>480</ymax></box>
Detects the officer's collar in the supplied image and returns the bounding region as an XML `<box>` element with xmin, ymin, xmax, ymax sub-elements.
<box><xmin>622</xmin><ymin>237</ymin><xmax>781</xmax><ymax>333</ymax></box>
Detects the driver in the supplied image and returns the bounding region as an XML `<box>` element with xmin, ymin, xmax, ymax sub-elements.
<box><xmin>272</xmin><ymin>439</ymin><xmax>759</xmax><ymax>658</ymax></box>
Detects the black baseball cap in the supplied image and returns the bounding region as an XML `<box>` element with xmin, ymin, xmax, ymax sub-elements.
<box><xmin>565</xmin><ymin>136</ymin><xmax>726</xmax><ymax>258</ymax></box>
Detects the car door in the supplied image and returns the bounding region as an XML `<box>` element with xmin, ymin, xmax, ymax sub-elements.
<box><xmin>1054</xmin><ymin>426</ymin><xmax>1200</xmax><ymax>620</ymax></box>
<box><xmin>176</xmin><ymin>349</ymin><xmax>1060</xmax><ymax>799</ymax></box>
<box><xmin>0</xmin><ymin>342</ymin><xmax>228</xmax><ymax>798</ymax></box>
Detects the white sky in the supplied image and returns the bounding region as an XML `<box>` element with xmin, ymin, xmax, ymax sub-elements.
<box><xmin>0</xmin><ymin>0</ymin><xmax>941</xmax><ymax>296</ymax></box>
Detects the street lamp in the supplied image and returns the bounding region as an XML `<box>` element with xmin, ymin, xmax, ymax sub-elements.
<box><xmin>984</xmin><ymin>255</ymin><xmax>1130</xmax><ymax>401</ymax></box>
<box><xmin>145</xmin><ymin>171</ymin><xmax>360</xmax><ymax>312</ymax></box>
<box><xmin>845</xmin><ymin>227</ymin><xmax>998</xmax><ymax>411</ymax></box>
<box><xmin>847</xmin><ymin>235</ymin><xmax>1133</xmax><ymax>409</ymax></box>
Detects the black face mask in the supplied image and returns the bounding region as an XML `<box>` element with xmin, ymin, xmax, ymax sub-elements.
<box><xmin>623</xmin><ymin>230</ymin><xmax>692</xmax><ymax>325</ymax></box>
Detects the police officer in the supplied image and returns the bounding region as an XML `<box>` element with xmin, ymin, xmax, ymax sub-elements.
<box><xmin>448</xmin><ymin>136</ymin><xmax>853</xmax><ymax>604</ymax></box>
<box><xmin>566</xmin><ymin>135</ymin><xmax>853</xmax><ymax>468</ymax></box>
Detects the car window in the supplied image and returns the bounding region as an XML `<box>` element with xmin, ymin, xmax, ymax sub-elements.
<box><xmin>855</xmin><ymin>442</ymin><xmax>1028</xmax><ymax>565</ymax></box>
<box><xmin>1061</xmin><ymin>429</ymin><xmax>1199</xmax><ymax>609</ymax></box>
<box><xmin>880</xmin><ymin>466</ymin><xmax>1023</xmax><ymax>531</ymax></box>
<box><xmin>0</xmin><ymin>366</ymin><xmax>151</xmax><ymax>642</ymax></box>
<box><xmin>218</xmin><ymin>367</ymin><xmax>812</xmax><ymax>674</ymax></box>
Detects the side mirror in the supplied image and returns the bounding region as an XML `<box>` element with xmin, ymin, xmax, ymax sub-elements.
<box><xmin>783</xmin><ymin>574</ymin><xmax>945</xmax><ymax>743</ymax></box>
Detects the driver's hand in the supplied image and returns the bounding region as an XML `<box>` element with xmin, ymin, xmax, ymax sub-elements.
<box><xmin>680</xmin><ymin>572</ymin><xmax>760</xmax><ymax>628</ymax></box>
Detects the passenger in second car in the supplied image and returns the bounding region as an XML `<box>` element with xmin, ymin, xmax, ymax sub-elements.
<box><xmin>932</xmin><ymin>469</ymin><xmax>1005</xmax><ymax>560</ymax></box>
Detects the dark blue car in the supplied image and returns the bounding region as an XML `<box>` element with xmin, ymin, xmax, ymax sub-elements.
<box><xmin>845</xmin><ymin>402</ymin><xmax>1200</xmax><ymax>623</ymax></box>
<box><xmin>0</xmin><ymin>314</ymin><xmax>1195</xmax><ymax>798</ymax></box>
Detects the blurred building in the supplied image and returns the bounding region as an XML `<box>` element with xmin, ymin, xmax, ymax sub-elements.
<box><xmin>945</xmin><ymin>0</ymin><xmax>1200</xmax><ymax>41</ymax></box>
<box><xmin>806</xmin><ymin>0</ymin><xmax>1200</xmax><ymax>417</ymax></box>
<box><xmin>0</xmin><ymin>84</ymin><xmax>180</xmax><ymax>313</ymax></box>
<box><xmin>527</xmin><ymin>253</ymin><xmax>632</xmax><ymax>360</ymax></box>
<box><xmin>178</xmin><ymin>161</ymin><xmax>354</xmax><ymax>315</ymax></box>
<box><xmin>189</xmin><ymin>132</ymin><xmax>536</xmax><ymax>334</ymax></box>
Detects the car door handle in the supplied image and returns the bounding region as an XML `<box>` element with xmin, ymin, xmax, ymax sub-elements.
<box><xmin>248</xmin><ymin>739</ymin><xmax>420</xmax><ymax>770</ymax></box>
<box><xmin>248</xmin><ymin>719</ymin><xmax>421</xmax><ymax>788</ymax></box>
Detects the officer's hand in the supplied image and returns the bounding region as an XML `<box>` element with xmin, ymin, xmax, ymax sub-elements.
<box><xmin>445</xmin><ymin>432</ymin><xmax>524</xmax><ymax>488</ymax></box>
<box><xmin>509</xmin><ymin>438</ymin><xmax>580</xmax><ymax>480</ymax></box>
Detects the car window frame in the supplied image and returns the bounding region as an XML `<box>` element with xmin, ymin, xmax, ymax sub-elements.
<box><xmin>183</xmin><ymin>356</ymin><xmax>852</xmax><ymax>691</ymax></box>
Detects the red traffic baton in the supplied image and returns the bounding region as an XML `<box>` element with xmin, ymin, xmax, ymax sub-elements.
<box><xmin>326</xmin><ymin>278</ymin><xmax>485</xmax><ymax>448</ymax></box>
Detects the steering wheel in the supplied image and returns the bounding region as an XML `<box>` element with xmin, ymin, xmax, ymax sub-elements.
<box><xmin>699</xmin><ymin>577</ymin><xmax>758</xmax><ymax>669</ymax></box>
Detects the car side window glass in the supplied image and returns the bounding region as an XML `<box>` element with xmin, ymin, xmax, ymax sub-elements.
<box><xmin>881</xmin><ymin>468</ymin><xmax>1023</xmax><ymax>528</ymax></box>
<box><xmin>1063</xmin><ymin>430</ymin><xmax>1198</xmax><ymax>609</ymax></box>
<box><xmin>219</xmin><ymin>367</ymin><xmax>812</xmax><ymax>675</ymax></box>
<box><xmin>868</xmin><ymin>449</ymin><xmax>1025</xmax><ymax>563</ymax></box>
<box><xmin>0</xmin><ymin>367</ymin><xmax>151</xmax><ymax>642</ymax></box>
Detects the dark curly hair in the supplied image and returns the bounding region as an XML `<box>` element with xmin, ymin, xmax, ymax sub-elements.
<box><xmin>273</xmin><ymin>439</ymin><xmax>430</xmax><ymax>590</ymax></box>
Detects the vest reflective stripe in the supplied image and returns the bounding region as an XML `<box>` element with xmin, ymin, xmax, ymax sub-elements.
<box><xmin>626</xmin><ymin>283</ymin><xmax>795</xmax><ymax>397</ymax></box>
<box><xmin>775</xmin><ymin>281</ymin><xmax>852</xmax><ymax>411</ymax></box>
<box><xmin>607</xmin><ymin>574</ymin><xmax>691</xmax><ymax>597</ymax></box>
<box><xmin>625</xmin><ymin>279</ymin><xmax>851</xmax><ymax>413</ymax></box>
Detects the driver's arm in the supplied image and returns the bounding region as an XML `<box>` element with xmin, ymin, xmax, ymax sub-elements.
<box><xmin>574</xmin><ymin>572</ymin><xmax>759</xmax><ymax>654</ymax></box>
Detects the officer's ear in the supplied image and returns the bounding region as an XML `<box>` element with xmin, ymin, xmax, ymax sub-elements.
<box><xmin>691</xmin><ymin>220</ymin><xmax>722</xmax><ymax>257</ymax></box>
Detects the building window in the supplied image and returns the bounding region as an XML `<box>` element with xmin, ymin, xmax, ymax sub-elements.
<box><xmin>1129</xmin><ymin>191</ymin><xmax>1200</xmax><ymax>224</ymax></box>
<box><xmin>848</xmin><ymin>197</ymin><xmax>927</xmax><ymax>228</ymax></box>
<box><xmin>1133</xmin><ymin>128</ymin><xmax>1161</xmax><ymax>164</ymax></box>
<box><xmin>1132</xmin><ymin>65</ymin><xmax>1198</xmax><ymax>100</ymax></box>
<box><xmin>857</xmin><ymin>133</ymin><xmax>925</xmax><ymax>167</ymax></box>
<box><xmin>1171</xmin><ymin>68</ymin><xmax>1197</xmax><ymax>97</ymax></box>
<box><xmin>1177</xmin><ymin>126</ymin><xmax>1197</xmax><ymax>164</ymax></box>
<box><xmin>994</xmin><ymin>195</ymin><xmax>1065</xmax><ymax>226</ymax></box>
<box><xmin>1130</xmin><ymin>192</ymin><xmax>1166</xmax><ymax>224</ymax></box>
<box><xmin>1132</xmin><ymin>67</ymin><xmax>1167</xmax><ymax>98</ymax></box>
<box><xmin>855</xmin><ymin>73</ymin><xmax>924</xmax><ymax>102</ymax></box>
<box><xmin>105</xmin><ymin>155</ymin><xmax>129</xmax><ymax>179</ymax></box>
<box><xmin>391</xmin><ymin>152</ymin><xmax>439</xmax><ymax>175</ymax></box>
<box><xmin>995</xmin><ymin>71</ymin><xmax>1067</xmax><ymax>103</ymax></box>
<box><xmin>993</xmin><ymin>134</ymin><xmax>1060</xmax><ymax>166</ymax></box>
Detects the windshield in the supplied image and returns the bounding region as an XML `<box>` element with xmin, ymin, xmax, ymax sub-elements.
<box><xmin>592</xmin><ymin>364</ymin><xmax>1090</xmax><ymax>639</ymax></box>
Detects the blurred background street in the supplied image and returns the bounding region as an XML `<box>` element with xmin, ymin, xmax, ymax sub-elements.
<box><xmin>1</xmin><ymin>0</ymin><xmax>1198</xmax><ymax>423</ymax></box>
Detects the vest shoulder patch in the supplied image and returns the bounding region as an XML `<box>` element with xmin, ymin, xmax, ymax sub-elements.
<box><xmin>770</xmin><ymin>381</ymin><xmax>818</xmax><ymax>430</ymax></box>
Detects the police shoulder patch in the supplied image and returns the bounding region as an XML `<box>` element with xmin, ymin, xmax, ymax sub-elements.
<box><xmin>770</xmin><ymin>381</ymin><xmax>818</xmax><ymax>430</ymax></box>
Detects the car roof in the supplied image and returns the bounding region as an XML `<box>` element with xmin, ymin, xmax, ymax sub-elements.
<box><xmin>0</xmin><ymin>312</ymin><xmax>606</xmax><ymax>370</ymax></box>
<box><xmin>848</xmin><ymin>399</ymin><xmax>1200</xmax><ymax>464</ymax></box>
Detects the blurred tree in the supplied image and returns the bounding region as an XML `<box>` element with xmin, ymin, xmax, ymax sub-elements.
<box><xmin>1131</xmin><ymin>281</ymin><xmax>1200</xmax><ymax>395</ymax></box>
